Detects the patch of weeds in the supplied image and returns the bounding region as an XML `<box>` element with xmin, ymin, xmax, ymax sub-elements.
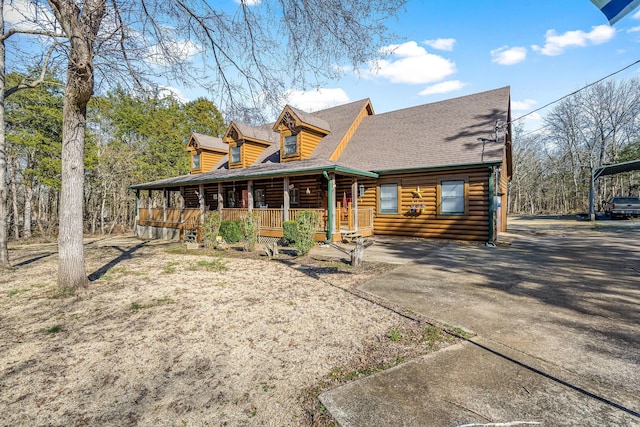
<box><xmin>130</xmin><ymin>296</ymin><xmax>174</xmax><ymax>311</ymax></box>
<box><xmin>195</xmin><ymin>258</ymin><xmax>226</xmax><ymax>272</ymax></box>
<box><xmin>387</xmin><ymin>327</ymin><xmax>402</xmax><ymax>342</ymax></box>
<box><xmin>45</xmin><ymin>325</ymin><xmax>62</xmax><ymax>334</ymax></box>
<box><xmin>258</xmin><ymin>382</ymin><xmax>276</xmax><ymax>392</ymax></box>
<box><xmin>163</xmin><ymin>261</ymin><xmax>180</xmax><ymax>274</ymax></box>
<box><xmin>8</xmin><ymin>288</ymin><xmax>26</xmax><ymax>297</ymax></box>
<box><xmin>321</xmin><ymin>261</ymin><xmax>351</xmax><ymax>269</ymax></box>
<box><xmin>422</xmin><ymin>325</ymin><xmax>450</xmax><ymax>351</ymax></box>
<box><xmin>453</xmin><ymin>327</ymin><xmax>471</xmax><ymax>339</ymax></box>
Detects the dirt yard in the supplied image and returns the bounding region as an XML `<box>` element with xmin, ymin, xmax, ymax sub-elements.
<box><xmin>0</xmin><ymin>236</ymin><xmax>452</xmax><ymax>426</ymax></box>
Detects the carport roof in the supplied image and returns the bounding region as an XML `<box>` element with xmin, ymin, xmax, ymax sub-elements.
<box><xmin>594</xmin><ymin>159</ymin><xmax>640</xmax><ymax>179</ymax></box>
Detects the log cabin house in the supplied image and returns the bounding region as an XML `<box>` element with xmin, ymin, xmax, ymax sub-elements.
<box><xmin>131</xmin><ymin>86</ymin><xmax>512</xmax><ymax>244</ymax></box>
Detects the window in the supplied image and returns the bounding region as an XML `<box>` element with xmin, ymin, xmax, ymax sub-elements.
<box><xmin>440</xmin><ymin>180</ymin><xmax>465</xmax><ymax>215</ymax></box>
<box><xmin>231</xmin><ymin>146</ymin><xmax>241</xmax><ymax>164</ymax></box>
<box><xmin>254</xmin><ymin>189</ymin><xmax>266</xmax><ymax>207</ymax></box>
<box><xmin>284</xmin><ymin>135</ymin><xmax>298</xmax><ymax>156</ymax></box>
<box><xmin>192</xmin><ymin>153</ymin><xmax>200</xmax><ymax>169</ymax></box>
<box><xmin>379</xmin><ymin>184</ymin><xmax>398</xmax><ymax>214</ymax></box>
<box><xmin>226</xmin><ymin>190</ymin><xmax>236</xmax><ymax>208</ymax></box>
<box><xmin>290</xmin><ymin>187</ymin><xmax>299</xmax><ymax>205</ymax></box>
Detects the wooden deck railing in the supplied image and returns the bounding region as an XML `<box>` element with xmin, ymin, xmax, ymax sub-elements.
<box><xmin>137</xmin><ymin>206</ymin><xmax>369</xmax><ymax>234</ymax></box>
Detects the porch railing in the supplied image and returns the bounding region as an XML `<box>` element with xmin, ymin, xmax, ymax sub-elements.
<box><xmin>137</xmin><ymin>206</ymin><xmax>369</xmax><ymax>234</ymax></box>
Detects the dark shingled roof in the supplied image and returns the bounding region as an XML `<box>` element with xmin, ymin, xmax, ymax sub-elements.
<box><xmin>191</xmin><ymin>133</ymin><xmax>226</xmax><ymax>151</ymax></box>
<box><xmin>288</xmin><ymin>105</ymin><xmax>331</xmax><ymax>132</ymax></box>
<box><xmin>234</xmin><ymin>122</ymin><xmax>279</xmax><ymax>144</ymax></box>
<box><xmin>337</xmin><ymin>87</ymin><xmax>510</xmax><ymax>172</ymax></box>
<box><xmin>307</xmin><ymin>99</ymin><xmax>372</xmax><ymax>159</ymax></box>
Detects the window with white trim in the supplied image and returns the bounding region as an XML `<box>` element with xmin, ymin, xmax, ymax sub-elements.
<box><xmin>284</xmin><ymin>135</ymin><xmax>298</xmax><ymax>156</ymax></box>
<box><xmin>379</xmin><ymin>184</ymin><xmax>398</xmax><ymax>214</ymax></box>
<box><xmin>290</xmin><ymin>187</ymin><xmax>299</xmax><ymax>205</ymax></box>
<box><xmin>440</xmin><ymin>180</ymin><xmax>465</xmax><ymax>215</ymax></box>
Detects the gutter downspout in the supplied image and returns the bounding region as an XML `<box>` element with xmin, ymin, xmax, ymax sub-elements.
<box><xmin>323</xmin><ymin>171</ymin><xmax>333</xmax><ymax>242</ymax></box>
<box><xmin>487</xmin><ymin>167</ymin><xmax>495</xmax><ymax>247</ymax></box>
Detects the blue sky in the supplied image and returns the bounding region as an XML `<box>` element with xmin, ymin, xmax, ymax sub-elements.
<box><xmin>207</xmin><ymin>0</ymin><xmax>640</xmax><ymax>131</ymax></box>
<box><xmin>6</xmin><ymin>0</ymin><xmax>640</xmax><ymax>131</ymax></box>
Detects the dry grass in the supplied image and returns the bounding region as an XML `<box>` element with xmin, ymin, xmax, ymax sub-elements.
<box><xmin>1</xmin><ymin>236</ymin><xmax>455</xmax><ymax>426</ymax></box>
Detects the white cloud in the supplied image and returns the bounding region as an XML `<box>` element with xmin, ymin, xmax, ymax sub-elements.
<box><xmin>633</xmin><ymin>9</ymin><xmax>640</xmax><ymax>19</ymax></box>
<box><xmin>418</xmin><ymin>80</ymin><xmax>466</xmax><ymax>96</ymax></box>
<box><xmin>234</xmin><ymin>0</ymin><xmax>261</xmax><ymax>5</ymax></box>
<box><xmin>511</xmin><ymin>99</ymin><xmax>537</xmax><ymax>110</ymax></box>
<box><xmin>423</xmin><ymin>38</ymin><xmax>456</xmax><ymax>51</ymax></box>
<box><xmin>490</xmin><ymin>46</ymin><xmax>527</xmax><ymax>65</ymax></box>
<box><xmin>5</xmin><ymin>0</ymin><xmax>56</xmax><ymax>33</ymax></box>
<box><xmin>157</xmin><ymin>86</ymin><xmax>190</xmax><ymax>103</ymax></box>
<box><xmin>284</xmin><ymin>88</ymin><xmax>350</xmax><ymax>112</ymax></box>
<box><xmin>362</xmin><ymin>41</ymin><xmax>456</xmax><ymax>84</ymax></box>
<box><xmin>628</xmin><ymin>25</ymin><xmax>640</xmax><ymax>33</ymax></box>
<box><xmin>531</xmin><ymin>25</ymin><xmax>616</xmax><ymax>56</ymax></box>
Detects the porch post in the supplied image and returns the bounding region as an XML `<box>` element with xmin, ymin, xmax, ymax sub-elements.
<box><xmin>134</xmin><ymin>189</ymin><xmax>140</xmax><ymax>237</ymax></box>
<box><xmin>217</xmin><ymin>182</ymin><xmax>224</xmax><ymax>211</ymax></box>
<box><xmin>326</xmin><ymin>172</ymin><xmax>336</xmax><ymax>241</ymax></box>
<box><xmin>162</xmin><ymin>188</ymin><xmax>168</xmax><ymax>239</ymax></box>
<box><xmin>162</xmin><ymin>188</ymin><xmax>168</xmax><ymax>222</ymax></box>
<box><xmin>247</xmin><ymin>180</ymin><xmax>254</xmax><ymax>212</ymax></box>
<box><xmin>351</xmin><ymin>179</ymin><xmax>358</xmax><ymax>231</ymax></box>
<box><xmin>147</xmin><ymin>190</ymin><xmax>152</xmax><ymax>239</ymax></box>
<box><xmin>179</xmin><ymin>186</ymin><xmax>185</xmax><ymax>223</ymax></box>
<box><xmin>283</xmin><ymin>176</ymin><xmax>290</xmax><ymax>221</ymax></box>
<box><xmin>199</xmin><ymin>183</ymin><xmax>205</xmax><ymax>225</ymax></box>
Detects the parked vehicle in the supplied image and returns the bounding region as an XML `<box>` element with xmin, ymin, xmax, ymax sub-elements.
<box><xmin>604</xmin><ymin>196</ymin><xmax>640</xmax><ymax>219</ymax></box>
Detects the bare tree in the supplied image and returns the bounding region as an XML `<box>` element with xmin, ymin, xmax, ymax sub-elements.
<box><xmin>5</xmin><ymin>0</ymin><xmax>406</xmax><ymax>287</ymax></box>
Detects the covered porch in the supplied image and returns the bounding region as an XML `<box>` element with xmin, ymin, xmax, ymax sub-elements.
<box><xmin>133</xmin><ymin>168</ymin><xmax>377</xmax><ymax>242</ymax></box>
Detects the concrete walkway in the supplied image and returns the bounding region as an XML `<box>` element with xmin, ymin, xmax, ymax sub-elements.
<box><xmin>314</xmin><ymin>218</ymin><xmax>640</xmax><ymax>426</ymax></box>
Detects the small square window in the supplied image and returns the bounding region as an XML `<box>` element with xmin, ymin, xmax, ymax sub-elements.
<box><xmin>192</xmin><ymin>153</ymin><xmax>200</xmax><ymax>169</ymax></box>
<box><xmin>284</xmin><ymin>135</ymin><xmax>298</xmax><ymax>156</ymax></box>
<box><xmin>379</xmin><ymin>184</ymin><xmax>398</xmax><ymax>214</ymax></box>
<box><xmin>440</xmin><ymin>180</ymin><xmax>465</xmax><ymax>215</ymax></box>
<box><xmin>231</xmin><ymin>146</ymin><xmax>241</xmax><ymax>164</ymax></box>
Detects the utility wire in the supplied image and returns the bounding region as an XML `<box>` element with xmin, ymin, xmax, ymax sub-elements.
<box><xmin>511</xmin><ymin>58</ymin><xmax>640</xmax><ymax>124</ymax></box>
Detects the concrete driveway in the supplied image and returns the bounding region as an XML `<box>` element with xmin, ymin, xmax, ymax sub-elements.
<box><xmin>318</xmin><ymin>218</ymin><xmax>640</xmax><ymax>426</ymax></box>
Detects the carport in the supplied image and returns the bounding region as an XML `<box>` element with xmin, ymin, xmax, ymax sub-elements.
<box><xmin>589</xmin><ymin>158</ymin><xmax>640</xmax><ymax>220</ymax></box>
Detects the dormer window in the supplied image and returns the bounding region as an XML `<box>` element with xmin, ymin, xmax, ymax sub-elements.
<box><xmin>192</xmin><ymin>153</ymin><xmax>201</xmax><ymax>169</ymax></box>
<box><xmin>231</xmin><ymin>146</ymin><xmax>241</xmax><ymax>164</ymax></box>
<box><xmin>284</xmin><ymin>135</ymin><xmax>298</xmax><ymax>156</ymax></box>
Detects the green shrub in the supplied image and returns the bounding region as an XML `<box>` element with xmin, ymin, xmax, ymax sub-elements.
<box><xmin>293</xmin><ymin>210</ymin><xmax>320</xmax><ymax>256</ymax></box>
<box><xmin>219</xmin><ymin>220</ymin><xmax>241</xmax><ymax>243</ymax></box>
<box><xmin>240</xmin><ymin>212</ymin><xmax>260</xmax><ymax>251</ymax></box>
<box><xmin>202</xmin><ymin>211</ymin><xmax>222</xmax><ymax>249</ymax></box>
<box><xmin>282</xmin><ymin>220</ymin><xmax>298</xmax><ymax>245</ymax></box>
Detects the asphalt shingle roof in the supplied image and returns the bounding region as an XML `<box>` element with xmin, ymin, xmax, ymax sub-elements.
<box><xmin>191</xmin><ymin>133</ymin><xmax>226</xmax><ymax>151</ymax></box>
<box><xmin>337</xmin><ymin>87</ymin><xmax>510</xmax><ymax>172</ymax></box>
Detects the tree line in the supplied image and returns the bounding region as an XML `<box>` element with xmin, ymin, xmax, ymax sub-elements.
<box><xmin>6</xmin><ymin>75</ymin><xmax>225</xmax><ymax>241</ymax></box>
<box><xmin>510</xmin><ymin>78</ymin><xmax>640</xmax><ymax>215</ymax></box>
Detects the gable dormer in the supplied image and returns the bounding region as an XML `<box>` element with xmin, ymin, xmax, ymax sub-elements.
<box><xmin>222</xmin><ymin>122</ymin><xmax>273</xmax><ymax>169</ymax></box>
<box><xmin>186</xmin><ymin>133</ymin><xmax>227</xmax><ymax>174</ymax></box>
<box><xmin>273</xmin><ymin>106</ymin><xmax>330</xmax><ymax>162</ymax></box>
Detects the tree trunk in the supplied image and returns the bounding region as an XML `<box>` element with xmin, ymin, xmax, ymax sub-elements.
<box><xmin>0</xmin><ymin>2</ymin><xmax>9</xmax><ymax>266</ymax></box>
<box><xmin>23</xmin><ymin>184</ymin><xmax>33</xmax><ymax>239</ymax></box>
<box><xmin>49</xmin><ymin>0</ymin><xmax>106</xmax><ymax>289</ymax></box>
<box><xmin>9</xmin><ymin>157</ymin><xmax>20</xmax><ymax>240</ymax></box>
<box><xmin>58</xmin><ymin>97</ymin><xmax>89</xmax><ymax>288</ymax></box>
